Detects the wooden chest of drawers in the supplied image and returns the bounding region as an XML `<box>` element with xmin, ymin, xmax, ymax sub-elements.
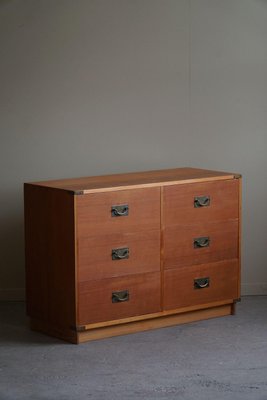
<box><xmin>24</xmin><ymin>167</ymin><xmax>241</xmax><ymax>343</ymax></box>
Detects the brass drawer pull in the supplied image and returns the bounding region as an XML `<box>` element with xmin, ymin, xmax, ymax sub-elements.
<box><xmin>111</xmin><ymin>204</ymin><xmax>129</xmax><ymax>217</ymax></box>
<box><xmin>112</xmin><ymin>247</ymin><xmax>129</xmax><ymax>260</ymax></box>
<box><xmin>194</xmin><ymin>236</ymin><xmax>210</xmax><ymax>248</ymax></box>
<box><xmin>194</xmin><ymin>196</ymin><xmax>210</xmax><ymax>208</ymax></box>
<box><xmin>112</xmin><ymin>290</ymin><xmax>129</xmax><ymax>303</ymax></box>
<box><xmin>194</xmin><ymin>277</ymin><xmax>210</xmax><ymax>289</ymax></box>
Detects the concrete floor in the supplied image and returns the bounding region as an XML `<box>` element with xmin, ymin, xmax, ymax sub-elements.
<box><xmin>0</xmin><ymin>297</ymin><xmax>267</xmax><ymax>400</ymax></box>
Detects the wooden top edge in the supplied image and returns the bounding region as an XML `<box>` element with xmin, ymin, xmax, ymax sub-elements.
<box><xmin>80</xmin><ymin>175</ymin><xmax>237</xmax><ymax>194</ymax></box>
<box><xmin>24</xmin><ymin>167</ymin><xmax>241</xmax><ymax>193</ymax></box>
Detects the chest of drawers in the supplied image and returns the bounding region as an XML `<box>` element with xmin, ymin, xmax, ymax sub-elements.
<box><xmin>24</xmin><ymin>167</ymin><xmax>241</xmax><ymax>343</ymax></box>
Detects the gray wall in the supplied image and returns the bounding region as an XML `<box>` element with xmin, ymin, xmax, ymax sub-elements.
<box><xmin>0</xmin><ymin>0</ymin><xmax>266</xmax><ymax>300</ymax></box>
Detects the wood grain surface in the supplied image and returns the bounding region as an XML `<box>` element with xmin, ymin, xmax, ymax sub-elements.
<box><xmin>77</xmin><ymin>229</ymin><xmax>160</xmax><ymax>281</ymax></box>
<box><xmin>78</xmin><ymin>272</ymin><xmax>161</xmax><ymax>325</ymax></box>
<box><xmin>163</xmin><ymin>179</ymin><xmax>239</xmax><ymax>226</ymax></box>
<box><xmin>163</xmin><ymin>259</ymin><xmax>239</xmax><ymax>310</ymax></box>
<box><xmin>76</xmin><ymin>187</ymin><xmax>160</xmax><ymax>236</ymax></box>
<box><xmin>163</xmin><ymin>220</ymin><xmax>239</xmax><ymax>269</ymax></box>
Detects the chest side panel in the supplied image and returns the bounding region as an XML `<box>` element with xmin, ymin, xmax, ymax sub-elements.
<box><xmin>24</xmin><ymin>185</ymin><xmax>76</xmax><ymax>331</ymax></box>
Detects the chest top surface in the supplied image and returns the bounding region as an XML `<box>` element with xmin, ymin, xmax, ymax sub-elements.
<box><xmin>25</xmin><ymin>167</ymin><xmax>240</xmax><ymax>194</ymax></box>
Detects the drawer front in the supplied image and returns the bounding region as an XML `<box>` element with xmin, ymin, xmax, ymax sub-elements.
<box><xmin>78</xmin><ymin>272</ymin><xmax>161</xmax><ymax>325</ymax></box>
<box><xmin>164</xmin><ymin>220</ymin><xmax>238</xmax><ymax>269</ymax></box>
<box><xmin>76</xmin><ymin>187</ymin><xmax>160</xmax><ymax>236</ymax></box>
<box><xmin>164</xmin><ymin>260</ymin><xmax>238</xmax><ymax>310</ymax></box>
<box><xmin>78</xmin><ymin>230</ymin><xmax>160</xmax><ymax>281</ymax></box>
<box><xmin>163</xmin><ymin>179</ymin><xmax>239</xmax><ymax>226</ymax></box>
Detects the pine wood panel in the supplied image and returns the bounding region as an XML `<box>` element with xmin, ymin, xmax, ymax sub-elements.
<box><xmin>164</xmin><ymin>260</ymin><xmax>239</xmax><ymax>310</ymax></box>
<box><xmin>78</xmin><ymin>229</ymin><xmax>160</xmax><ymax>281</ymax></box>
<box><xmin>27</xmin><ymin>167</ymin><xmax>238</xmax><ymax>193</ymax></box>
<box><xmin>78</xmin><ymin>272</ymin><xmax>161</xmax><ymax>325</ymax></box>
<box><xmin>24</xmin><ymin>185</ymin><xmax>76</xmax><ymax>330</ymax></box>
<box><xmin>164</xmin><ymin>220</ymin><xmax>239</xmax><ymax>269</ymax></box>
<box><xmin>163</xmin><ymin>179</ymin><xmax>239</xmax><ymax>226</ymax></box>
<box><xmin>76</xmin><ymin>187</ymin><xmax>160</xmax><ymax>236</ymax></box>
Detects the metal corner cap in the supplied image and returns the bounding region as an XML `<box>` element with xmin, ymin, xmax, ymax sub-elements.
<box><xmin>234</xmin><ymin>297</ymin><xmax>241</xmax><ymax>303</ymax></box>
<box><xmin>73</xmin><ymin>190</ymin><xmax>84</xmax><ymax>195</ymax></box>
<box><xmin>71</xmin><ymin>325</ymin><xmax>87</xmax><ymax>332</ymax></box>
<box><xmin>234</xmin><ymin>173</ymin><xmax>242</xmax><ymax>179</ymax></box>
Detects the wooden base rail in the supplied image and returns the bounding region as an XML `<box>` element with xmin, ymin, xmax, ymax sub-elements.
<box><xmin>30</xmin><ymin>302</ymin><xmax>235</xmax><ymax>344</ymax></box>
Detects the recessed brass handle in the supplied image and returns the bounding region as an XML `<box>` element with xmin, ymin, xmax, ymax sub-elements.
<box><xmin>194</xmin><ymin>236</ymin><xmax>210</xmax><ymax>248</ymax></box>
<box><xmin>111</xmin><ymin>204</ymin><xmax>129</xmax><ymax>217</ymax></box>
<box><xmin>112</xmin><ymin>247</ymin><xmax>129</xmax><ymax>260</ymax></box>
<box><xmin>194</xmin><ymin>196</ymin><xmax>210</xmax><ymax>208</ymax></box>
<box><xmin>194</xmin><ymin>277</ymin><xmax>210</xmax><ymax>289</ymax></box>
<box><xmin>112</xmin><ymin>290</ymin><xmax>129</xmax><ymax>303</ymax></box>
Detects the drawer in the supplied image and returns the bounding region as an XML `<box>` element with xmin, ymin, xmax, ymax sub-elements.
<box><xmin>164</xmin><ymin>220</ymin><xmax>238</xmax><ymax>269</ymax></box>
<box><xmin>78</xmin><ymin>272</ymin><xmax>161</xmax><ymax>325</ymax></box>
<box><xmin>164</xmin><ymin>259</ymin><xmax>239</xmax><ymax>310</ymax></box>
<box><xmin>77</xmin><ymin>230</ymin><xmax>160</xmax><ymax>281</ymax></box>
<box><xmin>76</xmin><ymin>187</ymin><xmax>160</xmax><ymax>237</ymax></box>
<box><xmin>163</xmin><ymin>179</ymin><xmax>239</xmax><ymax>226</ymax></box>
